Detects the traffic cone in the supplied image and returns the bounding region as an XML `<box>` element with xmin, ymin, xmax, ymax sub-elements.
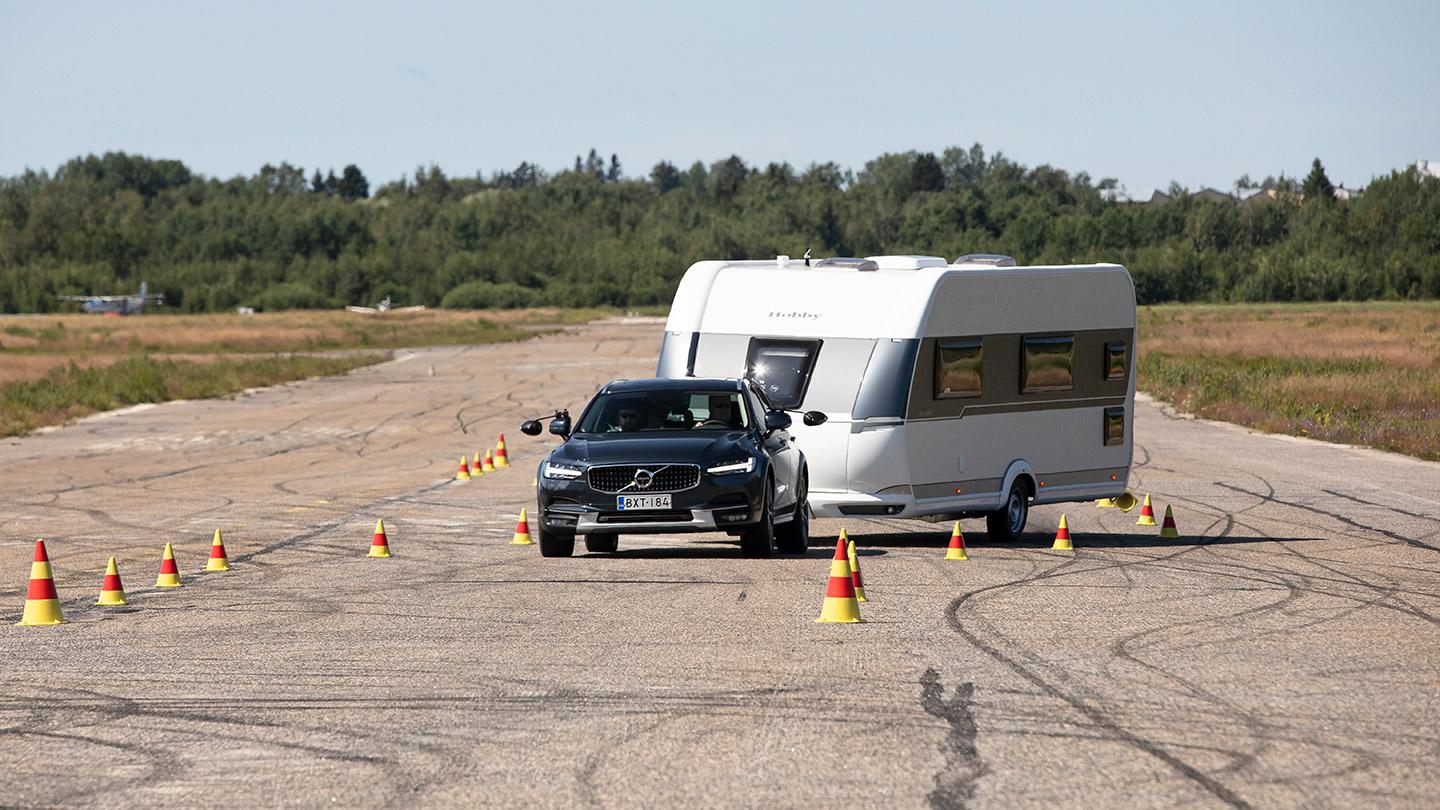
<box><xmin>1136</xmin><ymin>494</ymin><xmax>1157</xmax><ymax>526</ymax></box>
<box><xmin>846</xmin><ymin>533</ymin><xmax>867</xmax><ymax>602</ymax></box>
<box><xmin>511</xmin><ymin>509</ymin><xmax>534</xmax><ymax>545</ymax></box>
<box><xmin>945</xmin><ymin>521</ymin><xmax>969</xmax><ymax>561</ymax></box>
<box><xmin>495</xmin><ymin>433</ymin><xmax>510</xmax><ymax>467</ymax></box>
<box><xmin>472</xmin><ymin>451</ymin><xmax>485</xmax><ymax>478</ymax></box>
<box><xmin>1052</xmin><ymin>514</ymin><xmax>1073</xmax><ymax>550</ymax></box>
<box><xmin>456</xmin><ymin>456</ymin><xmax>472</xmax><ymax>481</ymax></box>
<box><xmin>1159</xmin><ymin>505</ymin><xmax>1180</xmax><ymax>539</ymax></box>
<box><xmin>482</xmin><ymin>449</ymin><xmax>497</xmax><ymax>473</ymax></box>
<box><xmin>205</xmin><ymin>529</ymin><xmax>231</xmax><ymax>572</ymax></box>
<box><xmin>96</xmin><ymin>556</ymin><xmax>127</xmax><ymax>606</ymax></box>
<box><xmin>16</xmin><ymin>539</ymin><xmax>65</xmax><ymax>626</ymax></box>
<box><xmin>156</xmin><ymin>543</ymin><xmax>182</xmax><ymax>588</ymax></box>
<box><xmin>369</xmin><ymin>519</ymin><xmax>392</xmax><ymax>558</ymax></box>
<box><xmin>1095</xmin><ymin>497</ymin><xmax>1117</xmax><ymax>508</ymax></box>
<box><xmin>815</xmin><ymin>537</ymin><xmax>862</xmax><ymax>623</ymax></box>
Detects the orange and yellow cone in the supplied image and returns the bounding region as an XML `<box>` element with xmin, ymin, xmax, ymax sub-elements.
<box><xmin>816</xmin><ymin>537</ymin><xmax>862</xmax><ymax>623</ymax></box>
<box><xmin>1159</xmin><ymin>505</ymin><xmax>1180</xmax><ymax>539</ymax></box>
<box><xmin>96</xmin><ymin>556</ymin><xmax>128</xmax><ymax>606</ymax></box>
<box><xmin>482</xmin><ymin>449</ymin><xmax>497</xmax><ymax>473</ymax></box>
<box><xmin>369</xmin><ymin>519</ymin><xmax>393</xmax><ymax>558</ymax></box>
<box><xmin>456</xmin><ymin>456</ymin><xmax>472</xmax><ymax>481</ymax></box>
<box><xmin>846</xmin><ymin>532</ymin><xmax>867</xmax><ymax>602</ymax></box>
<box><xmin>511</xmin><ymin>509</ymin><xmax>534</xmax><ymax>545</ymax></box>
<box><xmin>156</xmin><ymin>543</ymin><xmax>182</xmax><ymax>588</ymax></box>
<box><xmin>205</xmin><ymin>529</ymin><xmax>231</xmax><ymax>572</ymax></box>
<box><xmin>945</xmin><ymin>521</ymin><xmax>969</xmax><ymax>560</ymax></box>
<box><xmin>495</xmin><ymin>433</ymin><xmax>510</xmax><ymax>467</ymax></box>
<box><xmin>17</xmin><ymin>539</ymin><xmax>66</xmax><ymax>626</ymax></box>
<box><xmin>1136</xmin><ymin>494</ymin><xmax>1157</xmax><ymax>526</ymax></box>
<box><xmin>472</xmin><ymin>451</ymin><xmax>485</xmax><ymax>478</ymax></box>
<box><xmin>1052</xmin><ymin>514</ymin><xmax>1073</xmax><ymax>550</ymax></box>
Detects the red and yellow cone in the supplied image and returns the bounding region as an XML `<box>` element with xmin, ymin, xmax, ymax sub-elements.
<box><xmin>456</xmin><ymin>456</ymin><xmax>472</xmax><ymax>481</ymax></box>
<box><xmin>1136</xmin><ymin>494</ymin><xmax>1157</xmax><ymax>526</ymax></box>
<box><xmin>1052</xmin><ymin>514</ymin><xmax>1073</xmax><ymax>550</ymax></box>
<box><xmin>495</xmin><ymin>433</ymin><xmax>510</xmax><ymax>467</ymax></box>
<box><xmin>511</xmin><ymin>509</ymin><xmax>534</xmax><ymax>545</ymax></box>
<box><xmin>482</xmin><ymin>449</ymin><xmax>497</xmax><ymax>473</ymax></box>
<box><xmin>471</xmin><ymin>451</ymin><xmax>485</xmax><ymax>478</ymax></box>
<box><xmin>369</xmin><ymin>519</ymin><xmax>393</xmax><ymax>558</ymax></box>
<box><xmin>96</xmin><ymin>556</ymin><xmax>127</xmax><ymax>606</ymax></box>
<box><xmin>1159</xmin><ymin>505</ymin><xmax>1180</xmax><ymax>539</ymax></box>
<box><xmin>846</xmin><ymin>532</ymin><xmax>867</xmax><ymax>602</ymax></box>
<box><xmin>205</xmin><ymin>529</ymin><xmax>231</xmax><ymax>572</ymax></box>
<box><xmin>17</xmin><ymin>539</ymin><xmax>66</xmax><ymax>626</ymax></box>
<box><xmin>816</xmin><ymin>537</ymin><xmax>862</xmax><ymax>623</ymax></box>
<box><xmin>945</xmin><ymin>520</ymin><xmax>969</xmax><ymax>560</ymax></box>
<box><xmin>156</xmin><ymin>542</ymin><xmax>182</xmax><ymax>588</ymax></box>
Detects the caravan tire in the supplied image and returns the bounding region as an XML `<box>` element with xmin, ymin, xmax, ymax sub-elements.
<box><xmin>986</xmin><ymin>480</ymin><xmax>1030</xmax><ymax>543</ymax></box>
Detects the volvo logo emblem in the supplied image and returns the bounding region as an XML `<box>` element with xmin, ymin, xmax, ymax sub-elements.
<box><xmin>632</xmin><ymin>469</ymin><xmax>654</xmax><ymax>489</ymax></box>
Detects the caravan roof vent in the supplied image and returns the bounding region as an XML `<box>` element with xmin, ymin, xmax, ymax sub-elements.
<box><xmin>864</xmin><ymin>255</ymin><xmax>949</xmax><ymax>271</ymax></box>
<box><xmin>952</xmin><ymin>253</ymin><xmax>1017</xmax><ymax>267</ymax></box>
<box><xmin>813</xmin><ymin>257</ymin><xmax>880</xmax><ymax>272</ymax></box>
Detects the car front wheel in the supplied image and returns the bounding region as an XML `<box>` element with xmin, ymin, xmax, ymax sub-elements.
<box><xmin>740</xmin><ymin>482</ymin><xmax>776</xmax><ymax>558</ymax></box>
<box><xmin>537</xmin><ymin>517</ymin><xmax>576</xmax><ymax>558</ymax></box>
<box><xmin>585</xmin><ymin>534</ymin><xmax>619</xmax><ymax>553</ymax></box>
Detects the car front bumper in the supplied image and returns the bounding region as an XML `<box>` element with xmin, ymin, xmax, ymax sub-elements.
<box><xmin>538</xmin><ymin>472</ymin><xmax>766</xmax><ymax>535</ymax></box>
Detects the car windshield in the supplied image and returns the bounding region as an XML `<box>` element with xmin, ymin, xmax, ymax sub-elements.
<box><xmin>576</xmin><ymin>390</ymin><xmax>750</xmax><ymax>433</ymax></box>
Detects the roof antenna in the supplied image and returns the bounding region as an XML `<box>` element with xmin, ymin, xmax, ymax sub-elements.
<box><xmin>803</xmin><ymin>248</ymin><xmax>812</xmax><ymax>267</ymax></box>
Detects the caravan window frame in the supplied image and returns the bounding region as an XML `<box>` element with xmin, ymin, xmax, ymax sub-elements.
<box><xmin>745</xmin><ymin>337</ymin><xmax>823</xmax><ymax>410</ymax></box>
<box><xmin>1021</xmin><ymin>335</ymin><xmax>1075</xmax><ymax>393</ymax></box>
<box><xmin>934</xmin><ymin>338</ymin><xmax>984</xmax><ymax>399</ymax></box>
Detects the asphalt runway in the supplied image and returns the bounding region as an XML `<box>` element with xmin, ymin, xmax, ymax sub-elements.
<box><xmin>2</xmin><ymin>319</ymin><xmax>1437</xmax><ymax>808</ymax></box>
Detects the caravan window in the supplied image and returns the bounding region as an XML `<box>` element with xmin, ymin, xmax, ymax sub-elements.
<box><xmin>1022</xmin><ymin>336</ymin><xmax>1074</xmax><ymax>393</ymax></box>
<box><xmin>746</xmin><ymin>339</ymin><xmax>821</xmax><ymax>409</ymax></box>
<box><xmin>1105</xmin><ymin>342</ymin><xmax>1128</xmax><ymax>380</ymax></box>
<box><xmin>935</xmin><ymin>339</ymin><xmax>983</xmax><ymax>398</ymax></box>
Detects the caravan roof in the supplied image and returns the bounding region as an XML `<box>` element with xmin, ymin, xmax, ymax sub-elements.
<box><xmin>664</xmin><ymin>257</ymin><xmax>1135</xmax><ymax>340</ymax></box>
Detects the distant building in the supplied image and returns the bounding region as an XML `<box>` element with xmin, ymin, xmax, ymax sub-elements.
<box><xmin>1415</xmin><ymin>159</ymin><xmax>1439</xmax><ymax>179</ymax></box>
<box><xmin>1193</xmin><ymin>188</ymin><xmax>1232</xmax><ymax>204</ymax></box>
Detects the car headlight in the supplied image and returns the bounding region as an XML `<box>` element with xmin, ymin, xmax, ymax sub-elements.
<box><xmin>543</xmin><ymin>461</ymin><xmax>584</xmax><ymax>480</ymax></box>
<box><xmin>707</xmin><ymin>457</ymin><xmax>755</xmax><ymax>475</ymax></box>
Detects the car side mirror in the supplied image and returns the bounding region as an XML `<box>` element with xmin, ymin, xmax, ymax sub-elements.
<box><xmin>802</xmin><ymin>411</ymin><xmax>828</xmax><ymax>427</ymax></box>
<box><xmin>520</xmin><ymin>420</ymin><xmax>543</xmax><ymax>436</ymax></box>
<box><xmin>548</xmin><ymin>415</ymin><xmax>572</xmax><ymax>438</ymax></box>
<box><xmin>764</xmin><ymin>410</ymin><xmax>792</xmax><ymax>432</ymax></box>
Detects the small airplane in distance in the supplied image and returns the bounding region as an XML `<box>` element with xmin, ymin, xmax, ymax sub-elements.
<box><xmin>346</xmin><ymin>296</ymin><xmax>426</xmax><ymax>314</ymax></box>
<box><xmin>57</xmin><ymin>282</ymin><xmax>165</xmax><ymax>315</ymax></box>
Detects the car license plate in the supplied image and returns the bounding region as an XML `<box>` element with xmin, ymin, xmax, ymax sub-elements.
<box><xmin>617</xmin><ymin>494</ymin><xmax>671</xmax><ymax>510</ymax></box>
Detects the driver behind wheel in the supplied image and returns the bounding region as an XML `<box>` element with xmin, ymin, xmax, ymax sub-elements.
<box><xmin>700</xmin><ymin>394</ymin><xmax>739</xmax><ymax>428</ymax></box>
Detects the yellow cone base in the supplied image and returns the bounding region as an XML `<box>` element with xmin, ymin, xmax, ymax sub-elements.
<box><xmin>156</xmin><ymin>574</ymin><xmax>182</xmax><ymax>588</ymax></box>
<box><xmin>456</xmin><ymin>471</ymin><xmax>471</xmax><ymax>481</ymax></box>
<box><xmin>368</xmin><ymin>545</ymin><xmax>392</xmax><ymax>558</ymax></box>
<box><xmin>96</xmin><ymin>590</ymin><xmax>128</xmax><ymax>606</ymax></box>
<box><xmin>510</xmin><ymin>534</ymin><xmax>533</xmax><ymax>545</ymax></box>
<box><xmin>495</xmin><ymin>458</ymin><xmax>509</xmax><ymax>468</ymax></box>
<box><xmin>1137</xmin><ymin>516</ymin><xmax>1157</xmax><ymax>526</ymax></box>
<box><xmin>17</xmin><ymin>599</ymin><xmax>66</xmax><ymax>626</ymax></box>
<box><xmin>945</xmin><ymin>547</ymin><xmax>969</xmax><ymax>561</ymax></box>
<box><xmin>1160</xmin><ymin>527</ymin><xmax>1179</xmax><ymax>539</ymax></box>
<box><xmin>1096</xmin><ymin>498</ymin><xmax>1117</xmax><ymax>508</ymax></box>
<box><xmin>205</xmin><ymin>559</ymin><xmax>231</xmax><ymax>572</ymax></box>
<box><xmin>815</xmin><ymin>597</ymin><xmax>863</xmax><ymax>623</ymax></box>
<box><xmin>853</xmin><ymin>586</ymin><xmax>867</xmax><ymax>602</ymax></box>
<box><xmin>1052</xmin><ymin>537</ymin><xmax>1073</xmax><ymax>550</ymax></box>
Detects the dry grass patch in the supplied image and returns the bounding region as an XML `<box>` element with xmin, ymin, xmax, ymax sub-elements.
<box><xmin>1138</xmin><ymin>302</ymin><xmax>1440</xmax><ymax>460</ymax></box>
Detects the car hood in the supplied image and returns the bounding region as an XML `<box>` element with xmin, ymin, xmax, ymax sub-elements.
<box><xmin>556</xmin><ymin>431</ymin><xmax>755</xmax><ymax>466</ymax></box>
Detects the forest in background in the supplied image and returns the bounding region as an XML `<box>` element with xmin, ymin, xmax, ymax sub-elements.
<box><xmin>1</xmin><ymin>146</ymin><xmax>1437</xmax><ymax>313</ymax></box>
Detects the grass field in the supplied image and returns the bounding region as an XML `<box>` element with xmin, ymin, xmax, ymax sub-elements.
<box><xmin>1137</xmin><ymin>302</ymin><xmax>1440</xmax><ymax>461</ymax></box>
<box><xmin>0</xmin><ymin>308</ymin><xmax>581</xmax><ymax>436</ymax></box>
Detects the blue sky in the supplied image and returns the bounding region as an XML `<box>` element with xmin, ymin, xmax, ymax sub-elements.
<box><xmin>2</xmin><ymin>0</ymin><xmax>1436</xmax><ymax>193</ymax></box>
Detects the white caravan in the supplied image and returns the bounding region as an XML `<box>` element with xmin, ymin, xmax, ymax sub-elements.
<box><xmin>656</xmin><ymin>254</ymin><xmax>1136</xmax><ymax>540</ymax></box>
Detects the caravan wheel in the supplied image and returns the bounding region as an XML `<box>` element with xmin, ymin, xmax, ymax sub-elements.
<box><xmin>986</xmin><ymin>480</ymin><xmax>1030</xmax><ymax>542</ymax></box>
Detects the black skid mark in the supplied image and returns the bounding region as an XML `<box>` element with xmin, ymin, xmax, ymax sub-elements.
<box><xmin>919</xmin><ymin>668</ymin><xmax>985</xmax><ymax>809</ymax></box>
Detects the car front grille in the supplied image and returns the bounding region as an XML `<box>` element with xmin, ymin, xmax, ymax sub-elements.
<box><xmin>596</xmin><ymin>510</ymin><xmax>693</xmax><ymax>524</ymax></box>
<box><xmin>587</xmin><ymin>464</ymin><xmax>700</xmax><ymax>494</ymax></box>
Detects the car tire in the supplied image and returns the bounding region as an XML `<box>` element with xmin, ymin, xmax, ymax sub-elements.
<box><xmin>986</xmin><ymin>479</ymin><xmax>1030</xmax><ymax>543</ymax></box>
<box><xmin>740</xmin><ymin>482</ymin><xmax>776</xmax><ymax>558</ymax></box>
<box><xmin>774</xmin><ymin>473</ymin><xmax>809</xmax><ymax>555</ymax></box>
<box><xmin>537</xmin><ymin>520</ymin><xmax>576</xmax><ymax>558</ymax></box>
<box><xmin>585</xmin><ymin>534</ymin><xmax>619</xmax><ymax>554</ymax></box>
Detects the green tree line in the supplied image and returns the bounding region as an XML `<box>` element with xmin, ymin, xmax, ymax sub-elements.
<box><xmin>1</xmin><ymin>147</ymin><xmax>1436</xmax><ymax>313</ymax></box>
